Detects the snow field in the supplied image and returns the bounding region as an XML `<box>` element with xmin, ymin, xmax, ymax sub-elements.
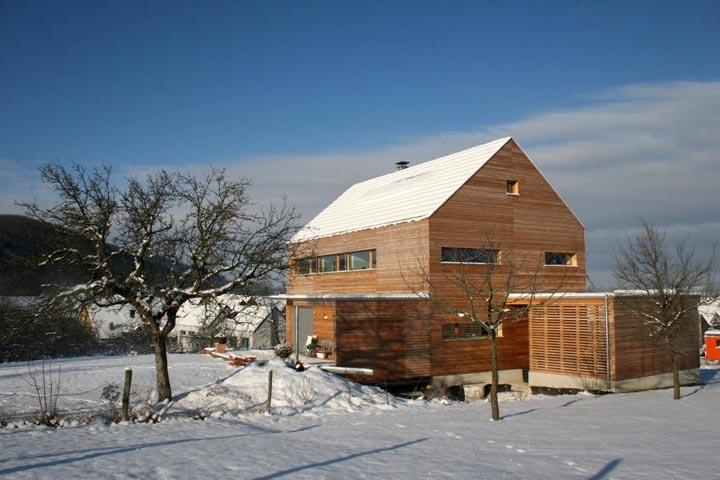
<box><xmin>0</xmin><ymin>354</ymin><xmax>718</xmax><ymax>479</ymax></box>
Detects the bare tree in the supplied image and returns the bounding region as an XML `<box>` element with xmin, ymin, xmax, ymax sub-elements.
<box><xmin>23</xmin><ymin>163</ymin><xmax>299</xmax><ymax>401</ymax></box>
<box><xmin>411</xmin><ymin>236</ymin><xmax>564</xmax><ymax>421</ymax></box>
<box><xmin>614</xmin><ymin>219</ymin><xmax>717</xmax><ymax>400</ymax></box>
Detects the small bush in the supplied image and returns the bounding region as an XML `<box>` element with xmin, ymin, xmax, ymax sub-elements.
<box><xmin>274</xmin><ymin>343</ymin><xmax>293</xmax><ymax>359</ymax></box>
<box><xmin>100</xmin><ymin>383</ymin><xmax>122</xmax><ymax>421</ymax></box>
<box><xmin>0</xmin><ymin>410</ymin><xmax>11</xmax><ymax>427</ymax></box>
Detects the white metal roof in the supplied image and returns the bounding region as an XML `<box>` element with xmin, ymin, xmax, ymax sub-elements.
<box><xmin>291</xmin><ymin>137</ymin><xmax>512</xmax><ymax>242</ymax></box>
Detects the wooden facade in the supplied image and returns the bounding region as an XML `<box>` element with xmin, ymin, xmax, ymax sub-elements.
<box><xmin>528</xmin><ymin>294</ymin><xmax>700</xmax><ymax>391</ymax></box>
<box><xmin>285</xmin><ymin>137</ymin><xmax>699</xmax><ymax>391</ymax></box>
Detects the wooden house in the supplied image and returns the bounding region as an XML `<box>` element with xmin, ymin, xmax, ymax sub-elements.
<box><xmin>286</xmin><ymin>137</ymin><xmax>700</xmax><ymax>393</ymax></box>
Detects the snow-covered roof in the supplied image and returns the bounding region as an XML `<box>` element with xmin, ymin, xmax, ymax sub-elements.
<box><xmin>291</xmin><ymin>137</ymin><xmax>512</xmax><ymax>242</ymax></box>
<box><xmin>176</xmin><ymin>294</ymin><xmax>281</xmax><ymax>333</ymax></box>
<box><xmin>699</xmin><ymin>300</ymin><xmax>720</xmax><ymax>326</ymax></box>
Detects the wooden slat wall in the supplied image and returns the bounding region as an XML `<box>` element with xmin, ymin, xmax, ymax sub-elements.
<box><xmin>610</xmin><ymin>297</ymin><xmax>700</xmax><ymax>381</ymax></box>
<box><xmin>428</xmin><ymin>139</ymin><xmax>587</xmax><ymax>295</ymax></box>
<box><xmin>404</xmin><ymin>302</ymin><xmax>432</xmax><ymax>377</ymax></box>
<box><xmin>287</xmin><ymin>219</ymin><xmax>429</xmax><ymax>296</ymax></box>
<box><xmin>529</xmin><ymin>299</ymin><xmax>608</xmax><ymax>379</ymax></box>
<box><xmin>429</xmin><ymin>309</ymin><xmax>530</xmax><ymax>376</ymax></box>
<box><xmin>335</xmin><ymin>300</ymin><xmax>416</xmax><ymax>381</ymax></box>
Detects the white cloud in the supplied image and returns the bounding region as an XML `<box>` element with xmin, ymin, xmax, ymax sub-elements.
<box><xmin>3</xmin><ymin>80</ymin><xmax>718</xmax><ymax>288</ymax></box>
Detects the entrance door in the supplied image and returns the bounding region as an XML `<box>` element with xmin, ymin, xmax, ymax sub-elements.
<box><xmin>296</xmin><ymin>307</ymin><xmax>314</xmax><ymax>353</ymax></box>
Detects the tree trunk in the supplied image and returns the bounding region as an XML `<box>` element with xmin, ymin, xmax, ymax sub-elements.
<box><xmin>489</xmin><ymin>333</ymin><xmax>500</xmax><ymax>421</ymax></box>
<box><xmin>270</xmin><ymin>311</ymin><xmax>280</xmax><ymax>346</ymax></box>
<box><xmin>153</xmin><ymin>332</ymin><xmax>172</xmax><ymax>401</ymax></box>
<box><xmin>672</xmin><ymin>356</ymin><xmax>680</xmax><ymax>400</ymax></box>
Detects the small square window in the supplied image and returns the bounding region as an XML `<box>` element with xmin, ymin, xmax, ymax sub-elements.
<box><xmin>507</xmin><ymin>180</ymin><xmax>519</xmax><ymax>195</ymax></box>
<box><xmin>545</xmin><ymin>252</ymin><xmax>577</xmax><ymax>266</ymax></box>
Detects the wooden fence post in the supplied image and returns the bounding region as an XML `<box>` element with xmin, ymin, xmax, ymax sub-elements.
<box><xmin>122</xmin><ymin>367</ymin><xmax>133</xmax><ymax>422</ymax></box>
<box><xmin>266</xmin><ymin>370</ymin><xmax>273</xmax><ymax>414</ymax></box>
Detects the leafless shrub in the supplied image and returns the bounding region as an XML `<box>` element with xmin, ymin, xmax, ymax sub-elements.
<box><xmin>296</xmin><ymin>377</ymin><xmax>316</xmax><ymax>405</ymax></box>
<box><xmin>26</xmin><ymin>358</ymin><xmax>62</xmax><ymax>427</ymax></box>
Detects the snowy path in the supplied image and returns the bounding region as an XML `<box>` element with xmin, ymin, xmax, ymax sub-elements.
<box><xmin>0</xmin><ymin>355</ymin><xmax>718</xmax><ymax>479</ymax></box>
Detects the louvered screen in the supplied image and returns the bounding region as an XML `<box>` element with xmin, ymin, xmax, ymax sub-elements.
<box><xmin>530</xmin><ymin>302</ymin><xmax>608</xmax><ymax>378</ymax></box>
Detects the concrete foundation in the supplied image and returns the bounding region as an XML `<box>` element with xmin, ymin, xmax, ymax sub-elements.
<box><xmin>611</xmin><ymin>368</ymin><xmax>700</xmax><ymax>392</ymax></box>
<box><xmin>529</xmin><ymin>371</ymin><xmax>608</xmax><ymax>391</ymax></box>
<box><xmin>432</xmin><ymin>369</ymin><xmax>529</xmax><ymax>401</ymax></box>
<box><xmin>529</xmin><ymin>368</ymin><xmax>701</xmax><ymax>392</ymax></box>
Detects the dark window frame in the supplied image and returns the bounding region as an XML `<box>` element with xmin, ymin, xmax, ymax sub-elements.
<box><xmin>441</xmin><ymin>247</ymin><xmax>500</xmax><ymax>265</ymax></box>
<box><xmin>544</xmin><ymin>251</ymin><xmax>577</xmax><ymax>266</ymax></box>
<box><xmin>442</xmin><ymin>322</ymin><xmax>488</xmax><ymax>340</ymax></box>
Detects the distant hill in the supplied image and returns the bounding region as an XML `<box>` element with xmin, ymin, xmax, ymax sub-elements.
<box><xmin>0</xmin><ymin>214</ymin><xmax>235</xmax><ymax>297</ymax></box>
<box><xmin>0</xmin><ymin>214</ymin><xmax>91</xmax><ymax>295</ymax></box>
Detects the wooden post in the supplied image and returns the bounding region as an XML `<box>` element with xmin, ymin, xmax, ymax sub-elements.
<box><xmin>122</xmin><ymin>367</ymin><xmax>132</xmax><ymax>422</ymax></box>
<box><xmin>294</xmin><ymin>305</ymin><xmax>300</xmax><ymax>364</ymax></box>
<box><xmin>266</xmin><ymin>370</ymin><xmax>273</xmax><ymax>414</ymax></box>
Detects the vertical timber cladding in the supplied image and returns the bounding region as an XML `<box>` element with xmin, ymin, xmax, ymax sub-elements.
<box><xmin>529</xmin><ymin>298</ymin><xmax>608</xmax><ymax>380</ymax></box>
<box><xmin>335</xmin><ymin>300</ymin><xmax>431</xmax><ymax>381</ymax></box>
<box><xmin>610</xmin><ymin>296</ymin><xmax>700</xmax><ymax>381</ymax></box>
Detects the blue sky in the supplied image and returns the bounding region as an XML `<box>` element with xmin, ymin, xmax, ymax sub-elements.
<box><xmin>1</xmin><ymin>0</ymin><xmax>719</xmax><ymax>286</ymax></box>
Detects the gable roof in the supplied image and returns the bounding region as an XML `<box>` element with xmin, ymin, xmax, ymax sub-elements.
<box><xmin>292</xmin><ymin>137</ymin><xmax>512</xmax><ymax>242</ymax></box>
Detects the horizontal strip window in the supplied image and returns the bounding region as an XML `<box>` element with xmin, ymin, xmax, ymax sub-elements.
<box><xmin>442</xmin><ymin>322</ymin><xmax>503</xmax><ymax>339</ymax></box>
<box><xmin>442</xmin><ymin>322</ymin><xmax>487</xmax><ymax>339</ymax></box>
<box><xmin>295</xmin><ymin>249</ymin><xmax>377</xmax><ymax>274</ymax></box>
<box><xmin>544</xmin><ymin>252</ymin><xmax>577</xmax><ymax>266</ymax></box>
<box><xmin>441</xmin><ymin>247</ymin><xmax>500</xmax><ymax>264</ymax></box>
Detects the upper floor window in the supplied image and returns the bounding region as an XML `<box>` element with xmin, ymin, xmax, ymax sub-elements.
<box><xmin>129</xmin><ymin>309</ymin><xmax>135</xmax><ymax>318</ymax></box>
<box><xmin>545</xmin><ymin>252</ymin><xmax>577</xmax><ymax>266</ymax></box>
<box><xmin>350</xmin><ymin>250</ymin><xmax>370</xmax><ymax>270</ymax></box>
<box><xmin>318</xmin><ymin>255</ymin><xmax>338</xmax><ymax>273</ymax></box>
<box><xmin>295</xmin><ymin>249</ymin><xmax>377</xmax><ymax>274</ymax></box>
<box><xmin>507</xmin><ymin>180</ymin><xmax>519</xmax><ymax>195</ymax></box>
<box><xmin>297</xmin><ymin>257</ymin><xmax>315</xmax><ymax>274</ymax></box>
<box><xmin>442</xmin><ymin>247</ymin><xmax>500</xmax><ymax>264</ymax></box>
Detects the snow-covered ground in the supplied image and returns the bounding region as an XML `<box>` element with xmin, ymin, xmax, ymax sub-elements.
<box><xmin>1</xmin><ymin>353</ymin><xmax>718</xmax><ymax>479</ymax></box>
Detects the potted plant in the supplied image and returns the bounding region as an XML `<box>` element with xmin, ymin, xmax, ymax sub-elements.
<box><xmin>213</xmin><ymin>336</ymin><xmax>228</xmax><ymax>353</ymax></box>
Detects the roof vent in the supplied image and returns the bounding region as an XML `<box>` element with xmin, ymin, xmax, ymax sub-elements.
<box><xmin>395</xmin><ymin>161</ymin><xmax>410</xmax><ymax>171</ymax></box>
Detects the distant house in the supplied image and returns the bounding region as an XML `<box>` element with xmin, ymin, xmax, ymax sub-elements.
<box><xmin>173</xmin><ymin>295</ymin><xmax>286</xmax><ymax>351</ymax></box>
<box><xmin>285</xmin><ymin>137</ymin><xmax>700</xmax><ymax>393</ymax></box>
<box><xmin>89</xmin><ymin>304</ymin><xmax>142</xmax><ymax>339</ymax></box>
<box><xmin>699</xmin><ymin>300</ymin><xmax>720</xmax><ymax>339</ymax></box>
